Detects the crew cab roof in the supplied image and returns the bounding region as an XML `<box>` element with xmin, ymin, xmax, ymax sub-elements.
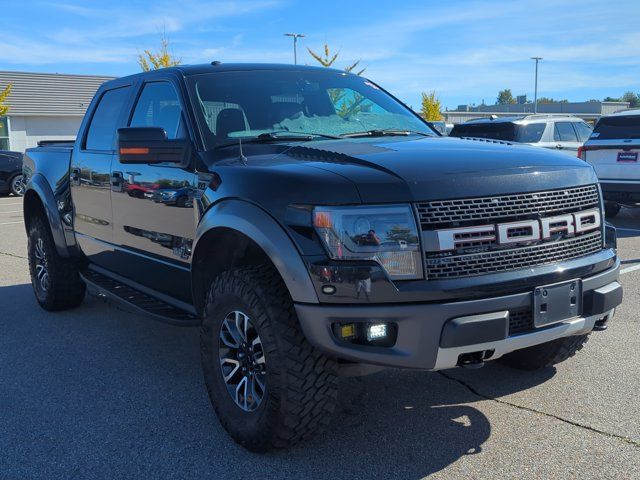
<box><xmin>101</xmin><ymin>63</ymin><xmax>350</xmax><ymax>89</ymax></box>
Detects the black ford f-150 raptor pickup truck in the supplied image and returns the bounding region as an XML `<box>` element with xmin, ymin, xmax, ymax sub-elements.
<box><xmin>22</xmin><ymin>63</ymin><xmax>622</xmax><ymax>451</ymax></box>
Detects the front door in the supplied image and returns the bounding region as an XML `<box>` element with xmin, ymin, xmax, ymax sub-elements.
<box><xmin>110</xmin><ymin>80</ymin><xmax>197</xmax><ymax>303</ymax></box>
<box><xmin>70</xmin><ymin>85</ymin><xmax>132</xmax><ymax>267</ymax></box>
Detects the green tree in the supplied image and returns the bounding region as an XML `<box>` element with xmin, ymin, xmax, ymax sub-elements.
<box><xmin>0</xmin><ymin>84</ymin><xmax>11</xmax><ymax>116</ymax></box>
<box><xmin>307</xmin><ymin>43</ymin><xmax>365</xmax><ymax>75</ymax></box>
<box><xmin>308</xmin><ymin>43</ymin><xmax>366</xmax><ymax>117</ymax></box>
<box><xmin>420</xmin><ymin>91</ymin><xmax>443</xmax><ymax>121</ymax></box>
<box><xmin>496</xmin><ymin>89</ymin><xmax>516</xmax><ymax>105</ymax></box>
<box><xmin>621</xmin><ymin>91</ymin><xmax>639</xmax><ymax>108</ymax></box>
<box><xmin>537</xmin><ymin>97</ymin><xmax>568</xmax><ymax>104</ymax></box>
<box><xmin>603</xmin><ymin>96</ymin><xmax>621</xmax><ymax>102</ymax></box>
<box><xmin>138</xmin><ymin>35</ymin><xmax>181</xmax><ymax>71</ymax></box>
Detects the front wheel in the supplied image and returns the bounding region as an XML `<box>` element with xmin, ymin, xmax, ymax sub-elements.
<box><xmin>200</xmin><ymin>265</ymin><xmax>338</xmax><ymax>452</ymax></box>
<box><xmin>498</xmin><ymin>334</ymin><xmax>589</xmax><ymax>370</ymax></box>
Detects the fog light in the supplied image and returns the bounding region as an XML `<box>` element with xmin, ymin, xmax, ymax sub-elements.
<box><xmin>366</xmin><ymin>323</ymin><xmax>388</xmax><ymax>341</ymax></box>
<box><xmin>339</xmin><ymin>323</ymin><xmax>356</xmax><ymax>340</ymax></box>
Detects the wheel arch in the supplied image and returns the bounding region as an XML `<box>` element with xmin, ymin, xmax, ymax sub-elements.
<box><xmin>23</xmin><ymin>174</ymin><xmax>70</xmax><ymax>258</ymax></box>
<box><xmin>191</xmin><ymin>200</ymin><xmax>319</xmax><ymax>314</ymax></box>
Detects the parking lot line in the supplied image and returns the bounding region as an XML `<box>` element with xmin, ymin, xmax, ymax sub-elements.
<box><xmin>0</xmin><ymin>221</ymin><xmax>24</xmax><ymax>226</ymax></box>
<box><xmin>0</xmin><ymin>202</ymin><xmax>23</xmax><ymax>206</ymax></box>
<box><xmin>620</xmin><ymin>263</ymin><xmax>640</xmax><ymax>275</ymax></box>
<box><xmin>0</xmin><ymin>211</ymin><xmax>22</xmax><ymax>214</ymax></box>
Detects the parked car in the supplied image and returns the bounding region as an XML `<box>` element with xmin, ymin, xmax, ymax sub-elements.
<box><xmin>450</xmin><ymin>114</ymin><xmax>593</xmax><ymax>154</ymax></box>
<box><xmin>580</xmin><ymin>110</ymin><xmax>640</xmax><ymax>218</ymax></box>
<box><xmin>0</xmin><ymin>150</ymin><xmax>25</xmax><ymax>196</ymax></box>
<box><xmin>430</xmin><ymin>121</ymin><xmax>453</xmax><ymax>136</ymax></box>
<box><xmin>152</xmin><ymin>187</ymin><xmax>194</xmax><ymax>207</ymax></box>
<box><xmin>22</xmin><ymin>63</ymin><xmax>621</xmax><ymax>451</ymax></box>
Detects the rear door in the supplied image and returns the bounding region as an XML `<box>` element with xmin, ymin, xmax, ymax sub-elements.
<box><xmin>70</xmin><ymin>84</ymin><xmax>132</xmax><ymax>266</ymax></box>
<box><xmin>552</xmin><ymin>121</ymin><xmax>581</xmax><ymax>154</ymax></box>
<box><xmin>584</xmin><ymin>115</ymin><xmax>640</xmax><ymax>183</ymax></box>
<box><xmin>109</xmin><ymin>78</ymin><xmax>197</xmax><ymax>303</ymax></box>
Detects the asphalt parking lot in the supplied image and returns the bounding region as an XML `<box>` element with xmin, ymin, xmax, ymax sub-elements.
<box><xmin>0</xmin><ymin>194</ymin><xmax>639</xmax><ymax>479</ymax></box>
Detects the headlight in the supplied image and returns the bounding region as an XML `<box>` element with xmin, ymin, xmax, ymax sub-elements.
<box><xmin>313</xmin><ymin>204</ymin><xmax>423</xmax><ymax>280</ymax></box>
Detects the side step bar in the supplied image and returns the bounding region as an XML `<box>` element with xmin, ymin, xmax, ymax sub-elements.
<box><xmin>80</xmin><ymin>269</ymin><xmax>201</xmax><ymax>326</ymax></box>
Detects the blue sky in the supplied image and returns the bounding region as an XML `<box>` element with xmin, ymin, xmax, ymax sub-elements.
<box><xmin>2</xmin><ymin>0</ymin><xmax>639</xmax><ymax>109</ymax></box>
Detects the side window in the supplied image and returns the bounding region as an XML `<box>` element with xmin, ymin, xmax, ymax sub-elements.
<box><xmin>130</xmin><ymin>82</ymin><xmax>184</xmax><ymax>139</ymax></box>
<box><xmin>554</xmin><ymin>122</ymin><xmax>578</xmax><ymax>142</ymax></box>
<box><xmin>574</xmin><ymin>122</ymin><xmax>593</xmax><ymax>142</ymax></box>
<box><xmin>85</xmin><ymin>86</ymin><xmax>131</xmax><ymax>151</ymax></box>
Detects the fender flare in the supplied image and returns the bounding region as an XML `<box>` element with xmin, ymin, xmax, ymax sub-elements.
<box><xmin>193</xmin><ymin>200</ymin><xmax>319</xmax><ymax>304</ymax></box>
<box><xmin>24</xmin><ymin>173</ymin><xmax>71</xmax><ymax>258</ymax></box>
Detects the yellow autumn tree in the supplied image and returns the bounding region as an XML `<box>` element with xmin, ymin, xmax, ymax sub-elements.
<box><xmin>421</xmin><ymin>91</ymin><xmax>443</xmax><ymax>121</ymax></box>
<box><xmin>0</xmin><ymin>84</ymin><xmax>11</xmax><ymax>116</ymax></box>
<box><xmin>138</xmin><ymin>36</ymin><xmax>181</xmax><ymax>71</ymax></box>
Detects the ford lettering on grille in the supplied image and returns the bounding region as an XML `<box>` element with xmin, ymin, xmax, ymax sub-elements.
<box><xmin>414</xmin><ymin>185</ymin><xmax>605</xmax><ymax>280</ymax></box>
<box><xmin>424</xmin><ymin>208</ymin><xmax>601</xmax><ymax>252</ymax></box>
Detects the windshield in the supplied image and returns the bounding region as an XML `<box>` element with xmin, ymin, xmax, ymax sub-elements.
<box><xmin>449</xmin><ymin>121</ymin><xmax>546</xmax><ymax>143</ymax></box>
<box><xmin>187</xmin><ymin>69</ymin><xmax>435</xmax><ymax>149</ymax></box>
<box><xmin>592</xmin><ymin>115</ymin><xmax>640</xmax><ymax>140</ymax></box>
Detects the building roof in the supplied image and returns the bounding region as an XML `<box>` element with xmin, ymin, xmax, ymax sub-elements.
<box><xmin>0</xmin><ymin>71</ymin><xmax>116</xmax><ymax>116</ymax></box>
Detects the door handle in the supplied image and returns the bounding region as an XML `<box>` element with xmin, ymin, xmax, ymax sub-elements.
<box><xmin>71</xmin><ymin>167</ymin><xmax>81</xmax><ymax>185</ymax></box>
<box><xmin>555</xmin><ymin>144</ymin><xmax>564</xmax><ymax>149</ymax></box>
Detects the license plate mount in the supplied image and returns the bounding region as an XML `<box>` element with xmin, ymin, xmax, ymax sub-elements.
<box><xmin>533</xmin><ymin>279</ymin><xmax>582</xmax><ymax>328</ymax></box>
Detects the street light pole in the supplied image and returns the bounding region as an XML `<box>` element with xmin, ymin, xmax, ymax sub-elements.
<box><xmin>284</xmin><ymin>33</ymin><xmax>305</xmax><ymax>65</ymax></box>
<box><xmin>531</xmin><ymin>57</ymin><xmax>542</xmax><ymax>114</ymax></box>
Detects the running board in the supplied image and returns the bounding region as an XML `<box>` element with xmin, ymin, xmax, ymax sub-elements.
<box><xmin>80</xmin><ymin>269</ymin><xmax>200</xmax><ymax>326</ymax></box>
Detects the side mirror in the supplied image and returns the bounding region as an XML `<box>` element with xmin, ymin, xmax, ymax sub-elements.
<box><xmin>117</xmin><ymin>127</ymin><xmax>189</xmax><ymax>164</ymax></box>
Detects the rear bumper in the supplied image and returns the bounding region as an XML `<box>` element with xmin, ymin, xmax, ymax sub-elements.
<box><xmin>295</xmin><ymin>259</ymin><xmax>621</xmax><ymax>370</ymax></box>
<box><xmin>600</xmin><ymin>181</ymin><xmax>640</xmax><ymax>204</ymax></box>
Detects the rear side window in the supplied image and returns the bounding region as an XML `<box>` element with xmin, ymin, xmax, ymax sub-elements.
<box><xmin>592</xmin><ymin>116</ymin><xmax>640</xmax><ymax>140</ymax></box>
<box><xmin>515</xmin><ymin>123</ymin><xmax>545</xmax><ymax>143</ymax></box>
<box><xmin>85</xmin><ymin>86</ymin><xmax>131</xmax><ymax>151</ymax></box>
<box><xmin>574</xmin><ymin>122</ymin><xmax>593</xmax><ymax>142</ymax></box>
<box><xmin>449</xmin><ymin>123</ymin><xmax>516</xmax><ymax>141</ymax></box>
<box><xmin>130</xmin><ymin>82</ymin><xmax>185</xmax><ymax>139</ymax></box>
<box><xmin>554</xmin><ymin>122</ymin><xmax>578</xmax><ymax>142</ymax></box>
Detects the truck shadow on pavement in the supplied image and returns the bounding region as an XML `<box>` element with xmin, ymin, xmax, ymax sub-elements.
<box><xmin>0</xmin><ymin>284</ymin><xmax>555</xmax><ymax>480</ymax></box>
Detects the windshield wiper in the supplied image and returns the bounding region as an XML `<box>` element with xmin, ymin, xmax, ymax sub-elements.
<box><xmin>339</xmin><ymin>129</ymin><xmax>432</xmax><ymax>139</ymax></box>
<box><xmin>216</xmin><ymin>131</ymin><xmax>341</xmax><ymax>149</ymax></box>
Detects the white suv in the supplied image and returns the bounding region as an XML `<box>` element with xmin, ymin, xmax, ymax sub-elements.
<box><xmin>581</xmin><ymin>110</ymin><xmax>640</xmax><ymax>218</ymax></box>
<box><xmin>450</xmin><ymin>114</ymin><xmax>593</xmax><ymax>155</ymax></box>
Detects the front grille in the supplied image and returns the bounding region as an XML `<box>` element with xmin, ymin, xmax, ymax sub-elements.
<box><xmin>426</xmin><ymin>231</ymin><xmax>602</xmax><ymax>280</ymax></box>
<box><xmin>509</xmin><ymin>309</ymin><xmax>534</xmax><ymax>335</ymax></box>
<box><xmin>416</xmin><ymin>184</ymin><xmax>600</xmax><ymax>227</ymax></box>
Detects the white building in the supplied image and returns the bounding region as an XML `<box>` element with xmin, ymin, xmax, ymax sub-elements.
<box><xmin>0</xmin><ymin>71</ymin><xmax>115</xmax><ymax>152</ymax></box>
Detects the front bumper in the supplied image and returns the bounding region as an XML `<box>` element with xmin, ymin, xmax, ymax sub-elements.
<box><xmin>295</xmin><ymin>260</ymin><xmax>621</xmax><ymax>370</ymax></box>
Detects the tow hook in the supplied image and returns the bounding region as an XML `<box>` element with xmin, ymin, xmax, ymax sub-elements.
<box><xmin>457</xmin><ymin>350</ymin><xmax>493</xmax><ymax>369</ymax></box>
<box><xmin>593</xmin><ymin>310</ymin><xmax>614</xmax><ymax>331</ymax></box>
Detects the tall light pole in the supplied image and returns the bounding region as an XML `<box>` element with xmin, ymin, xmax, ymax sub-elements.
<box><xmin>284</xmin><ymin>33</ymin><xmax>305</xmax><ymax>65</ymax></box>
<box><xmin>531</xmin><ymin>57</ymin><xmax>542</xmax><ymax>113</ymax></box>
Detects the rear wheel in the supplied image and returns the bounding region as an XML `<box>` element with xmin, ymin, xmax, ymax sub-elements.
<box><xmin>498</xmin><ymin>334</ymin><xmax>589</xmax><ymax>370</ymax></box>
<box><xmin>200</xmin><ymin>265</ymin><xmax>338</xmax><ymax>451</ymax></box>
<box><xmin>28</xmin><ymin>215</ymin><xmax>86</xmax><ymax>311</ymax></box>
<box><xmin>604</xmin><ymin>202</ymin><xmax>621</xmax><ymax>218</ymax></box>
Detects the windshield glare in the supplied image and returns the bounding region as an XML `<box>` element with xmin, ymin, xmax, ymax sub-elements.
<box><xmin>187</xmin><ymin>70</ymin><xmax>435</xmax><ymax>149</ymax></box>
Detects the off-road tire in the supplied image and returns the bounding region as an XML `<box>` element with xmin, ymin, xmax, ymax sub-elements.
<box><xmin>28</xmin><ymin>215</ymin><xmax>86</xmax><ymax>311</ymax></box>
<box><xmin>604</xmin><ymin>202</ymin><xmax>621</xmax><ymax>219</ymax></box>
<box><xmin>498</xmin><ymin>334</ymin><xmax>589</xmax><ymax>370</ymax></box>
<box><xmin>200</xmin><ymin>265</ymin><xmax>338</xmax><ymax>452</ymax></box>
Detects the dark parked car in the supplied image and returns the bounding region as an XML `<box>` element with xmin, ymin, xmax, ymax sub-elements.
<box><xmin>21</xmin><ymin>63</ymin><xmax>622</xmax><ymax>452</ymax></box>
<box><xmin>0</xmin><ymin>150</ymin><xmax>24</xmax><ymax>196</ymax></box>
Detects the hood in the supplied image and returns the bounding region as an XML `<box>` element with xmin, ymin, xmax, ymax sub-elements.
<box><xmin>283</xmin><ymin>136</ymin><xmax>597</xmax><ymax>203</ymax></box>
